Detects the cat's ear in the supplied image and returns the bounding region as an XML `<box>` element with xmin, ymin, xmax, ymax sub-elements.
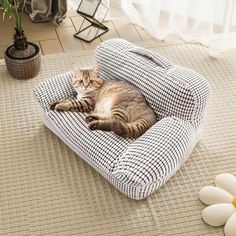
<box><xmin>72</xmin><ymin>65</ymin><xmax>80</xmax><ymax>76</ymax></box>
<box><xmin>93</xmin><ymin>64</ymin><xmax>99</xmax><ymax>74</ymax></box>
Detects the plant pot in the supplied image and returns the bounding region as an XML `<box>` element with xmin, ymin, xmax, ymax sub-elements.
<box><xmin>4</xmin><ymin>42</ymin><xmax>41</xmax><ymax>80</ymax></box>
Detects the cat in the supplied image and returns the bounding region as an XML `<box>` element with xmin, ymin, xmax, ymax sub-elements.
<box><xmin>50</xmin><ymin>65</ymin><xmax>157</xmax><ymax>139</ymax></box>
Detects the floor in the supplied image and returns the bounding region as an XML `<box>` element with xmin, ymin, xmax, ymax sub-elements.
<box><xmin>1</xmin><ymin>5</ymin><xmax>236</xmax><ymax>236</ymax></box>
<box><xmin>1</xmin><ymin>36</ymin><xmax>235</xmax><ymax>236</ymax></box>
<box><xmin>0</xmin><ymin>9</ymin><xmax>184</xmax><ymax>59</ymax></box>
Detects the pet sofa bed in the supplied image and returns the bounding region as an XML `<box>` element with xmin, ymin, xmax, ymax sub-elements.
<box><xmin>34</xmin><ymin>38</ymin><xmax>210</xmax><ymax>200</ymax></box>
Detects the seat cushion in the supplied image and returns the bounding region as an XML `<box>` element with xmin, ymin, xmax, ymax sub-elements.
<box><xmin>45</xmin><ymin>109</ymin><xmax>133</xmax><ymax>172</ymax></box>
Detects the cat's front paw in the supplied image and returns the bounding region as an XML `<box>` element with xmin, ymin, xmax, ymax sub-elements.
<box><xmin>85</xmin><ymin>115</ymin><xmax>97</xmax><ymax>123</ymax></box>
<box><xmin>50</xmin><ymin>100</ymin><xmax>60</xmax><ymax>110</ymax></box>
<box><xmin>50</xmin><ymin>101</ymin><xmax>71</xmax><ymax>111</ymax></box>
<box><xmin>88</xmin><ymin>120</ymin><xmax>98</xmax><ymax>130</ymax></box>
<box><xmin>56</xmin><ymin>103</ymin><xmax>72</xmax><ymax>111</ymax></box>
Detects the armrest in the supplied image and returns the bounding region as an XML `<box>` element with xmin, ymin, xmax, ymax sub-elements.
<box><xmin>34</xmin><ymin>72</ymin><xmax>75</xmax><ymax>112</ymax></box>
<box><xmin>112</xmin><ymin>117</ymin><xmax>197</xmax><ymax>187</ymax></box>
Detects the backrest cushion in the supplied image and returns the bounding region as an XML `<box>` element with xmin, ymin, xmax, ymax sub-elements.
<box><xmin>95</xmin><ymin>38</ymin><xmax>210</xmax><ymax>125</ymax></box>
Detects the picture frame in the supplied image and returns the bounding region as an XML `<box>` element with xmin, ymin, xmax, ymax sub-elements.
<box><xmin>74</xmin><ymin>0</ymin><xmax>109</xmax><ymax>42</ymax></box>
<box><xmin>77</xmin><ymin>0</ymin><xmax>102</xmax><ymax>18</ymax></box>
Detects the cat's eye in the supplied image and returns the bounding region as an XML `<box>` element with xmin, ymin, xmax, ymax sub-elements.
<box><xmin>80</xmin><ymin>80</ymin><xmax>83</xmax><ymax>84</ymax></box>
<box><xmin>89</xmin><ymin>80</ymin><xmax>93</xmax><ymax>85</ymax></box>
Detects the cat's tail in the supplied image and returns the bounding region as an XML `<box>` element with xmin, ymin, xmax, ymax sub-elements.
<box><xmin>114</xmin><ymin>117</ymin><xmax>156</xmax><ymax>139</ymax></box>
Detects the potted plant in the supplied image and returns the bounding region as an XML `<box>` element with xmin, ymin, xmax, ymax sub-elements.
<box><xmin>0</xmin><ymin>0</ymin><xmax>41</xmax><ymax>79</ymax></box>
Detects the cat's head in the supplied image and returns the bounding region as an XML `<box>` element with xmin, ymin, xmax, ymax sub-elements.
<box><xmin>72</xmin><ymin>64</ymin><xmax>103</xmax><ymax>93</ymax></box>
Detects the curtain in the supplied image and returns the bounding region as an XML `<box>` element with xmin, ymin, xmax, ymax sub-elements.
<box><xmin>68</xmin><ymin>0</ymin><xmax>80</xmax><ymax>11</ymax></box>
<box><xmin>121</xmin><ymin>0</ymin><xmax>236</xmax><ymax>56</ymax></box>
<box><xmin>25</xmin><ymin>0</ymin><xmax>67</xmax><ymax>25</ymax></box>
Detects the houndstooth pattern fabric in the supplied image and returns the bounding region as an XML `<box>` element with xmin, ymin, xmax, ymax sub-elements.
<box><xmin>34</xmin><ymin>39</ymin><xmax>211</xmax><ymax>200</ymax></box>
<box><xmin>46</xmin><ymin>110</ymin><xmax>133</xmax><ymax>172</ymax></box>
<box><xmin>112</xmin><ymin>117</ymin><xmax>197</xmax><ymax>187</ymax></box>
<box><xmin>34</xmin><ymin>72</ymin><xmax>75</xmax><ymax>112</ymax></box>
<box><xmin>95</xmin><ymin>39</ymin><xmax>210</xmax><ymax>123</ymax></box>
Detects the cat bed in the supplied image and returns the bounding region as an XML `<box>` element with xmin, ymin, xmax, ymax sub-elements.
<box><xmin>34</xmin><ymin>38</ymin><xmax>211</xmax><ymax>200</ymax></box>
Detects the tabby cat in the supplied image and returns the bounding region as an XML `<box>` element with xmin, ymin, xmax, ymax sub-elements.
<box><xmin>50</xmin><ymin>65</ymin><xmax>157</xmax><ymax>138</ymax></box>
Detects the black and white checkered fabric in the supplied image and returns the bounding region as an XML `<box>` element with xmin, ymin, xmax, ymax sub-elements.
<box><xmin>34</xmin><ymin>39</ymin><xmax>210</xmax><ymax>200</ymax></box>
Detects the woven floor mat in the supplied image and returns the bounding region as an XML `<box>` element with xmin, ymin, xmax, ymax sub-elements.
<box><xmin>0</xmin><ymin>42</ymin><xmax>235</xmax><ymax>236</ymax></box>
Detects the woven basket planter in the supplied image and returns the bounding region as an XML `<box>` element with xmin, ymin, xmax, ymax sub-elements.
<box><xmin>4</xmin><ymin>42</ymin><xmax>41</xmax><ymax>80</ymax></box>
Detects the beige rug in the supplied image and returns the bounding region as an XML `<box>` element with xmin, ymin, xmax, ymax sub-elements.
<box><xmin>0</xmin><ymin>41</ymin><xmax>236</xmax><ymax>236</ymax></box>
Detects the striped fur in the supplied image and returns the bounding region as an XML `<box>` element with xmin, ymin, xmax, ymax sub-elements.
<box><xmin>51</xmin><ymin>68</ymin><xmax>157</xmax><ymax>139</ymax></box>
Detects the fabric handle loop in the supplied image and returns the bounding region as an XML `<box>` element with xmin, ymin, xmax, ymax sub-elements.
<box><xmin>129</xmin><ymin>47</ymin><xmax>171</xmax><ymax>69</ymax></box>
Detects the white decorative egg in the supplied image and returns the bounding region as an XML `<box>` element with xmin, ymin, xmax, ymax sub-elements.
<box><xmin>202</xmin><ymin>203</ymin><xmax>235</xmax><ymax>226</ymax></box>
<box><xmin>199</xmin><ymin>186</ymin><xmax>233</xmax><ymax>205</ymax></box>
<box><xmin>199</xmin><ymin>173</ymin><xmax>236</xmax><ymax>236</ymax></box>
<box><xmin>215</xmin><ymin>173</ymin><xmax>236</xmax><ymax>196</ymax></box>
<box><xmin>224</xmin><ymin>212</ymin><xmax>236</xmax><ymax>236</ymax></box>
